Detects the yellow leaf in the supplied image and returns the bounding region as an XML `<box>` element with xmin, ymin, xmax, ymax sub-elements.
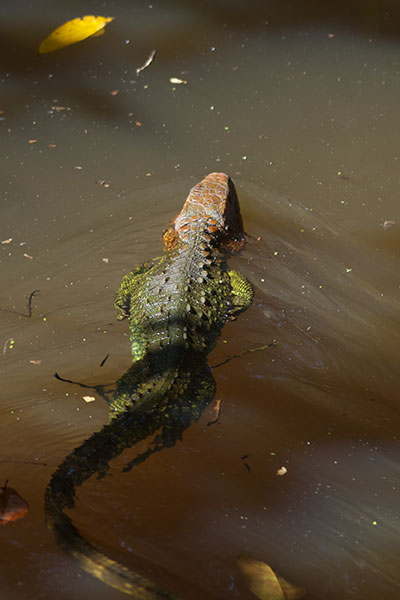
<box><xmin>238</xmin><ymin>555</ymin><xmax>306</xmax><ymax>600</ymax></box>
<box><xmin>39</xmin><ymin>15</ymin><xmax>114</xmax><ymax>54</ymax></box>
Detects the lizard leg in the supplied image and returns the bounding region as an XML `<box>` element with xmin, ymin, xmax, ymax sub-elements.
<box><xmin>228</xmin><ymin>269</ymin><xmax>254</xmax><ymax>318</ymax></box>
<box><xmin>114</xmin><ymin>257</ymin><xmax>163</xmax><ymax>320</ymax></box>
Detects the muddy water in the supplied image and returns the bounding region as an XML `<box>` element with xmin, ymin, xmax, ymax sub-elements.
<box><xmin>0</xmin><ymin>1</ymin><xmax>399</xmax><ymax>599</ymax></box>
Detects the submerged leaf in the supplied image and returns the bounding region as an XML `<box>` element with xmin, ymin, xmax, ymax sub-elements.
<box><xmin>39</xmin><ymin>15</ymin><xmax>114</xmax><ymax>54</ymax></box>
<box><xmin>238</xmin><ymin>555</ymin><xmax>306</xmax><ymax>600</ymax></box>
<box><xmin>0</xmin><ymin>481</ymin><xmax>29</xmax><ymax>525</ymax></box>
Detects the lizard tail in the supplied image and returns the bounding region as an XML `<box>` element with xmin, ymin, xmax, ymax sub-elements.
<box><xmin>45</xmin><ymin>490</ymin><xmax>179</xmax><ymax>599</ymax></box>
<box><xmin>44</xmin><ymin>405</ymin><xmax>182</xmax><ymax>600</ymax></box>
<box><xmin>44</xmin><ymin>365</ymin><xmax>215</xmax><ymax>598</ymax></box>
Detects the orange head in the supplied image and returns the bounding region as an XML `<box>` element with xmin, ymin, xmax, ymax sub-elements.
<box><xmin>163</xmin><ymin>173</ymin><xmax>245</xmax><ymax>252</ymax></box>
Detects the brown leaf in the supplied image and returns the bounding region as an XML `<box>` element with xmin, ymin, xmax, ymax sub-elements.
<box><xmin>277</xmin><ymin>576</ymin><xmax>306</xmax><ymax>600</ymax></box>
<box><xmin>0</xmin><ymin>482</ymin><xmax>29</xmax><ymax>525</ymax></box>
<box><xmin>238</xmin><ymin>555</ymin><xmax>305</xmax><ymax>600</ymax></box>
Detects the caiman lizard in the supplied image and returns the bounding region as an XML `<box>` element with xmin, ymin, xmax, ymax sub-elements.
<box><xmin>45</xmin><ymin>173</ymin><xmax>254</xmax><ymax>599</ymax></box>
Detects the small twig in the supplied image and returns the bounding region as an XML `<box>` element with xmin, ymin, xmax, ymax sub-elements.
<box><xmin>54</xmin><ymin>372</ymin><xmax>92</xmax><ymax>387</ymax></box>
<box><xmin>136</xmin><ymin>49</ymin><xmax>157</xmax><ymax>75</ymax></box>
<box><xmin>26</xmin><ymin>289</ymin><xmax>40</xmax><ymax>317</ymax></box>
<box><xmin>53</xmin><ymin>372</ymin><xmax>113</xmax><ymax>403</ymax></box>
<box><xmin>2</xmin><ymin>338</ymin><xmax>11</xmax><ymax>355</ymax></box>
<box><xmin>0</xmin><ymin>289</ymin><xmax>40</xmax><ymax>319</ymax></box>
<box><xmin>100</xmin><ymin>353</ymin><xmax>109</xmax><ymax>367</ymax></box>
<box><xmin>211</xmin><ymin>341</ymin><xmax>278</xmax><ymax>369</ymax></box>
<box><xmin>241</xmin><ymin>454</ymin><xmax>251</xmax><ymax>473</ymax></box>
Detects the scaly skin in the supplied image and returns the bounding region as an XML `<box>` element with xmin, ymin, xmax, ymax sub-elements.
<box><xmin>45</xmin><ymin>173</ymin><xmax>253</xmax><ymax>599</ymax></box>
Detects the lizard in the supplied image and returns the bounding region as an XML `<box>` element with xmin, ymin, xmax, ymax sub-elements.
<box><xmin>44</xmin><ymin>172</ymin><xmax>254</xmax><ymax>599</ymax></box>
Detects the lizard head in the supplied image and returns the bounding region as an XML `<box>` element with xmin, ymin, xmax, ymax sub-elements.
<box><xmin>163</xmin><ymin>173</ymin><xmax>245</xmax><ymax>252</ymax></box>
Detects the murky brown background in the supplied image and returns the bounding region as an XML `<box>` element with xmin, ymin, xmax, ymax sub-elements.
<box><xmin>0</xmin><ymin>1</ymin><xmax>399</xmax><ymax>599</ymax></box>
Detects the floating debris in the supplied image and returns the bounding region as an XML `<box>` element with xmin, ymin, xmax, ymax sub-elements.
<box><xmin>26</xmin><ymin>290</ymin><xmax>40</xmax><ymax>317</ymax></box>
<box><xmin>207</xmin><ymin>397</ymin><xmax>222</xmax><ymax>426</ymax></box>
<box><xmin>136</xmin><ymin>49</ymin><xmax>157</xmax><ymax>75</ymax></box>
<box><xmin>169</xmin><ymin>77</ymin><xmax>187</xmax><ymax>85</ymax></box>
<box><xmin>96</xmin><ymin>179</ymin><xmax>110</xmax><ymax>188</ymax></box>
<box><xmin>383</xmin><ymin>220</ymin><xmax>395</xmax><ymax>230</ymax></box>
<box><xmin>83</xmin><ymin>396</ymin><xmax>96</xmax><ymax>403</ymax></box>
<box><xmin>38</xmin><ymin>15</ymin><xmax>114</xmax><ymax>54</ymax></box>
<box><xmin>51</xmin><ymin>106</ymin><xmax>71</xmax><ymax>112</ymax></box>
<box><xmin>2</xmin><ymin>338</ymin><xmax>13</xmax><ymax>355</ymax></box>
<box><xmin>100</xmin><ymin>353</ymin><xmax>109</xmax><ymax>367</ymax></box>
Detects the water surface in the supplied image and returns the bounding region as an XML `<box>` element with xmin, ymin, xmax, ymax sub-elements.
<box><xmin>0</xmin><ymin>1</ymin><xmax>399</xmax><ymax>599</ymax></box>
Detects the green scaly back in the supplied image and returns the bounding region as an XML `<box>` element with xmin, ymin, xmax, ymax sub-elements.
<box><xmin>45</xmin><ymin>173</ymin><xmax>253</xmax><ymax>599</ymax></box>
